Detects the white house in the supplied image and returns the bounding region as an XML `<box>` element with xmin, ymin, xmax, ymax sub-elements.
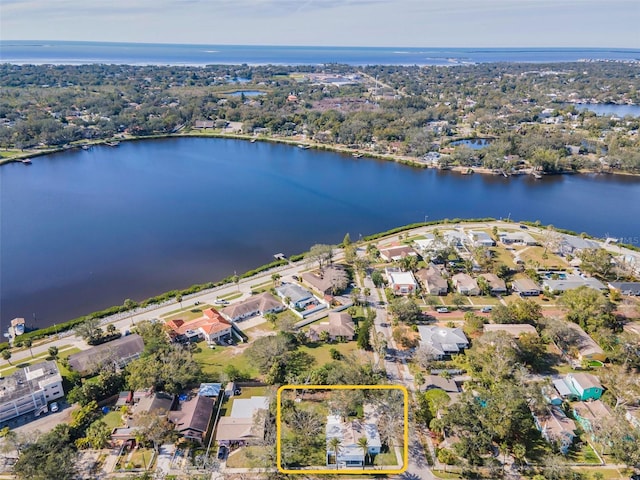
<box><xmin>468</xmin><ymin>230</ymin><xmax>495</xmax><ymax>247</ymax></box>
<box><xmin>276</xmin><ymin>283</ymin><xmax>318</xmax><ymax>309</ymax></box>
<box><xmin>452</xmin><ymin>273</ymin><xmax>480</xmax><ymax>295</ymax></box>
<box><xmin>326</xmin><ymin>415</ymin><xmax>381</xmax><ymax>468</ymax></box>
<box><xmin>385</xmin><ymin>268</ymin><xmax>419</xmax><ymax>296</ymax></box>
<box><xmin>220</xmin><ymin>292</ymin><xmax>284</xmax><ymax>322</ymax></box>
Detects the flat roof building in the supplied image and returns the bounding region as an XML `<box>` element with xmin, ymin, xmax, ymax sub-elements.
<box><xmin>0</xmin><ymin>361</ymin><xmax>64</xmax><ymax>425</ymax></box>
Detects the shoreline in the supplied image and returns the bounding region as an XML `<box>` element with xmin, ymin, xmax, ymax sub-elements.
<box><xmin>1</xmin><ymin>132</ymin><xmax>637</xmax><ymax>179</ymax></box>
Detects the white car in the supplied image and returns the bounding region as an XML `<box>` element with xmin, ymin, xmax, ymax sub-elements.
<box><xmin>49</xmin><ymin>402</ymin><xmax>59</xmax><ymax>413</ymax></box>
<box><xmin>436</xmin><ymin>307</ymin><xmax>449</xmax><ymax>313</ymax></box>
<box><xmin>214</xmin><ymin>299</ymin><xmax>229</xmax><ymax>305</ymax></box>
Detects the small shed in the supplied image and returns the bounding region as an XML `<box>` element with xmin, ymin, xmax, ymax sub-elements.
<box><xmin>225</xmin><ymin>382</ymin><xmax>236</xmax><ymax>398</ymax></box>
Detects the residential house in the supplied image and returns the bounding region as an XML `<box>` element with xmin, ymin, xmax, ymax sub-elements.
<box><xmin>326</xmin><ymin>415</ymin><xmax>382</xmax><ymax>468</ymax></box>
<box><xmin>165</xmin><ymin>309</ymin><xmax>232</xmax><ymax>344</ymax></box>
<box><xmin>499</xmin><ymin>231</ymin><xmax>538</xmax><ymax>246</ymax></box>
<box><xmin>170</xmin><ymin>395</ymin><xmax>215</xmax><ymax>444</ymax></box>
<box><xmin>301</xmin><ymin>266</ymin><xmax>349</xmax><ymax>296</ymax></box>
<box><xmin>483</xmin><ymin>324</ymin><xmax>538</xmax><ymax>338</ymax></box>
<box><xmin>554</xmin><ymin>373</ymin><xmax>604</xmax><ymax>401</ymax></box>
<box><xmin>386</xmin><ymin>268</ymin><xmax>419</xmax><ymax>296</ymax></box>
<box><xmin>415</xmin><ymin>266</ymin><xmax>448</xmax><ymax>295</ymax></box>
<box><xmin>542</xmin><ymin>275</ymin><xmax>607</xmax><ymax>293</ymax></box>
<box><xmin>194</xmin><ymin>120</ymin><xmax>215</xmax><ymax>129</ymax></box>
<box><xmin>564</xmin><ymin>322</ymin><xmax>606</xmax><ymax>362</ymax></box>
<box><xmin>479</xmin><ymin>273</ymin><xmax>507</xmax><ymax>295</ymax></box>
<box><xmin>452</xmin><ymin>273</ymin><xmax>480</xmax><ymax>295</ymax></box>
<box><xmin>532</xmin><ymin>406</ymin><xmax>576</xmax><ymax>455</ymax></box>
<box><xmin>625</xmin><ymin>407</ymin><xmax>640</xmax><ymax>429</ymax></box>
<box><xmin>422</xmin><ymin>375</ymin><xmax>460</xmax><ymax>394</ymax></box>
<box><xmin>608</xmin><ymin>281</ymin><xmax>640</xmax><ymax>296</ymax></box>
<box><xmin>573</xmin><ymin>401</ymin><xmax>612</xmax><ymax>435</ymax></box>
<box><xmin>276</xmin><ymin>283</ymin><xmax>318</xmax><ymax>309</ymax></box>
<box><xmin>136</xmin><ymin>391</ymin><xmax>175</xmax><ymax>416</ymax></box>
<box><xmin>0</xmin><ymin>361</ymin><xmax>64</xmax><ymax>425</ymax></box>
<box><xmin>512</xmin><ymin>278</ymin><xmax>542</xmax><ymax>296</ymax></box>
<box><xmin>417</xmin><ymin>326</ymin><xmax>469</xmax><ymax>359</ymax></box>
<box><xmin>379</xmin><ymin>244</ymin><xmax>419</xmax><ymax>262</ymax></box>
<box><xmin>220</xmin><ymin>292</ymin><xmax>284</xmax><ymax>322</ymax></box>
<box><xmin>556</xmin><ymin>234</ymin><xmax>600</xmax><ymax>256</ymax></box>
<box><xmin>308</xmin><ymin>312</ymin><xmax>356</xmax><ymax>342</ymax></box>
<box><xmin>68</xmin><ymin>334</ymin><xmax>145</xmax><ymax>375</ymax></box>
<box><xmin>468</xmin><ymin>230</ymin><xmax>496</xmax><ymax>247</ymax></box>
<box><xmin>442</xmin><ymin>230</ymin><xmax>468</xmax><ymax>247</ymax></box>
<box><xmin>215</xmin><ymin>396</ymin><xmax>269</xmax><ymax>446</ymax></box>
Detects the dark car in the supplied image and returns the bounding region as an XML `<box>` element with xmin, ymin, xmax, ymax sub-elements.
<box><xmin>217</xmin><ymin>446</ymin><xmax>228</xmax><ymax>460</ymax></box>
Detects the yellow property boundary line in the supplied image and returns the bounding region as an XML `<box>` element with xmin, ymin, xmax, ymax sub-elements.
<box><xmin>276</xmin><ymin>384</ymin><xmax>409</xmax><ymax>475</ymax></box>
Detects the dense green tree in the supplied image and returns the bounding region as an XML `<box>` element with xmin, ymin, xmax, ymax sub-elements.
<box><xmin>388</xmin><ymin>297</ymin><xmax>422</xmax><ymax>324</ymax></box>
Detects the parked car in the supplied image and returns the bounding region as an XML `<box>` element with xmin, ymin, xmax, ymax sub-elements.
<box><xmin>436</xmin><ymin>307</ymin><xmax>449</xmax><ymax>313</ymax></box>
<box><xmin>49</xmin><ymin>402</ymin><xmax>59</xmax><ymax>413</ymax></box>
<box><xmin>214</xmin><ymin>299</ymin><xmax>229</xmax><ymax>305</ymax></box>
<box><xmin>481</xmin><ymin>306</ymin><xmax>493</xmax><ymax>313</ymax></box>
<box><xmin>217</xmin><ymin>445</ymin><xmax>228</xmax><ymax>460</ymax></box>
<box><xmin>292</xmin><ymin>275</ymin><xmax>300</xmax><ymax>281</ymax></box>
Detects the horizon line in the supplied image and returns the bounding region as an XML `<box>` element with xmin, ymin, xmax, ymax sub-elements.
<box><xmin>2</xmin><ymin>39</ymin><xmax>640</xmax><ymax>51</ymax></box>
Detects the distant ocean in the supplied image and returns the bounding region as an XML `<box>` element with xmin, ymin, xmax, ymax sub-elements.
<box><xmin>1</xmin><ymin>41</ymin><xmax>639</xmax><ymax>66</ymax></box>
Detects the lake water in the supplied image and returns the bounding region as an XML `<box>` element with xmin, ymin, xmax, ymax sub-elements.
<box><xmin>574</xmin><ymin>103</ymin><xmax>640</xmax><ymax>118</ymax></box>
<box><xmin>1</xmin><ymin>138</ymin><xmax>640</xmax><ymax>329</ymax></box>
<box><xmin>2</xmin><ymin>41</ymin><xmax>639</xmax><ymax>66</ymax></box>
<box><xmin>228</xmin><ymin>90</ymin><xmax>266</xmax><ymax>97</ymax></box>
<box><xmin>450</xmin><ymin>139</ymin><xmax>493</xmax><ymax>150</ymax></box>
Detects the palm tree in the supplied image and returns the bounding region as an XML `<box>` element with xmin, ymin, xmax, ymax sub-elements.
<box><xmin>175</xmin><ymin>294</ymin><xmax>183</xmax><ymax>308</ymax></box>
<box><xmin>271</xmin><ymin>273</ymin><xmax>281</xmax><ymax>288</ymax></box>
<box><xmin>363</xmin><ymin>287</ymin><xmax>371</xmax><ymax>305</ymax></box>
<box><xmin>328</xmin><ymin>437</ymin><xmax>342</xmax><ymax>470</ymax></box>
<box><xmin>357</xmin><ymin>436</ymin><xmax>369</xmax><ymax>469</ymax></box>
<box><xmin>48</xmin><ymin>346</ymin><xmax>59</xmax><ymax>360</ymax></box>
<box><xmin>24</xmin><ymin>339</ymin><xmax>33</xmax><ymax>358</ymax></box>
<box><xmin>2</xmin><ymin>350</ymin><xmax>12</xmax><ymax>365</ymax></box>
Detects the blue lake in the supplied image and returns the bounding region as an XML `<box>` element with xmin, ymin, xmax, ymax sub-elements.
<box><xmin>228</xmin><ymin>90</ymin><xmax>266</xmax><ymax>97</ymax></box>
<box><xmin>450</xmin><ymin>138</ymin><xmax>493</xmax><ymax>150</ymax></box>
<box><xmin>575</xmin><ymin>103</ymin><xmax>640</xmax><ymax>118</ymax></box>
<box><xmin>1</xmin><ymin>137</ymin><xmax>640</xmax><ymax>328</ymax></box>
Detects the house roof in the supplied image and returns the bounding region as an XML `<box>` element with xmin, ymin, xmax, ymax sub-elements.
<box><xmin>230</xmin><ymin>396</ymin><xmax>269</xmax><ymax>418</ymax></box>
<box><xmin>165</xmin><ymin>310</ymin><xmax>231</xmax><ymax>337</ymax></box>
<box><xmin>609</xmin><ymin>282</ymin><xmax>640</xmax><ymax>295</ymax></box>
<box><xmin>512</xmin><ymin>278</ymin><xmax>541</xmax><ymax>292</ymax></box>
<box><xmin>417</xmin><ymin>326</ymin><xmax>469</xmax><ymax>356</ymax></box>
<box><xmin>302</xmin><ymin>266</ymin><xmax>348</xmax><ymax>294</ymax></box>
<box><xmin>500</xmin><ymin>231</ymin><xmax>537</xmax><ymax>244</ymax></box>
<box><xmin>215</xmin><ymin>417</ymin><xmax>262</xmax><ymax>441</ymax></box>
<box><xmin>573</xmin><ymin>400</ymin><xmax>611</xmax><ymax>422</ymax></box>
<box><xmin>452</xmin><ymin>273</ymin><xmax>478</xmax><ymax>290</ymax></box>
<box><xmin>135</xmin><ymin>392</ymin><xmax>175</xmax><ymax>417</ymax></box>
<box><xmin>543</xmin><ymin>275</ymin><xmax>607</xmax><ymax>292</ymax></box>
<box><xmin>553</xmin><ymin>378</ymin><xmax>574</xmax><ymax>397</ymax></box>
<box><xmin>537</xmin><ymin>406</ymin><xmax>576</xmax><ymax>442</ymax></box>
<box><xmin>171</xmin><ymin>395</ymin><xmax>214</xmax><ymax>434</ymax></box>
<box><xmin>479</xmin><ymin>273</ymin><xmax>507</xmax><ymax>290</ymax></box>
<box><xmin>423</xmin><ymin>375</ymin><xmax>459</xmax><ymax>393</ymax></box>
<box><xmin>309</xmin><ymin>312</ymin><xmax>355</xmax><ymax>339</ymax></box>
<box><xmin>387</xmin><ymin>269</ymin><xmax>417</xmax><ymax>286</ymax></box>
<box><xmin>483</xmin><ymin>324</ymin><xmax>538</xmax><ymax>338</ymax></box>
<box><xmin>415</xmin><ymin>266</ymin><xmax>448</xmax><ymax>290</ymax></box>
<box><xmin>68</xmin><ymin>334</ymin><xmax>145</xmax><ymax>373</ymax></box>
<box><xmin>326</xmin><ymin>415</ymin><xmax>382</xmax><ymax>448</ymax></box>
<box><xmin>379</xmin><ymin>244</ymin><xmax>418</xmax><ymax>261</ymax></box>
<box><xmin>558</xmin><ymin>234</ymin><xmax>599</xmax><ymax>251</ymax></box>
<box><xmin>564</xmin><ymin>322</ymin><xmax>605</xmax><ymax>359</ymax></box>
<box><xmin>276</xmin><ymin>283</ymin><xmax>314</xmax><ymax>304</ymax></box>
<box><xmin>569</xmin><ymin>372</ymin><xmax>602</xmax><ymax>391</ymax></box>
<box><xmin>220</xmin><ymin>292</ymin><xmax>283</xmax><ymax>320</ymax></box>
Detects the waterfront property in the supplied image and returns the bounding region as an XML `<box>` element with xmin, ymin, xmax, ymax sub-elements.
<box><xmin>555</xmin><ymin>234</ymin><xmax>600</xmax><ymax>256</ymax></box>
<box><xmin>165</xmin><ymin>308</ymin><xmax>232</xmax><ymax>345</ymax></box>
<box><xmin>325</xmin><ymin>414</ymin><xmax>381</xmax><ymax>468</ymax></box>
<box><xmin>417</xmin><ymin>326</ymin><xmax>469</xmax><ymax>359</ymax></box>
<box><xmin>301</xmin><ymin>265</ymin><xmax>349</xmax><ymax>296</ymax></box>
<box><xmin>378</xmin><ymin>244</ymin><xmax>419</xmax><ymax>262</ymax></box>
<box><xmin>467</xmin><ymin>230</ymin><xmax>495</xmax><ymax>247</ymax></box>
<box><xmin>220</xmin><ymin>292</ymin><xmax>284</xmax><ymax>322</ymax></box>
<box><xmin>0</xmin><ymin>361</ymin><xmax>64</xmax><ymax>425</ymax></box>
<box><xmin>308</xmin><ymin>312</ymin><xmax>356</xmax><ymax>342</ymax></box>
<box><xmin>499</xmin><ymin>231</ymin><xmax>538</xmax><ymax>246</ymax></box>
<box><xmin>276</xmin><ymin>283</ymin><xmax>318</xmax><ymax>310</ymax></box>
<box><xmin>68</xmin><ymin>334</ymin><xmax>145</xmax><ymax>375</ymax></box>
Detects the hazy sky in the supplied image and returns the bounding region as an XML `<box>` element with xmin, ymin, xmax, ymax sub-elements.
<box><xmin>1</xmin><ymin>0</ymin><xmax>639</xmax><ymax>48</ymax></box>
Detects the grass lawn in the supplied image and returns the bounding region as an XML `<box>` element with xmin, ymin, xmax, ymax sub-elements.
<box><xmin>219</xmin><ymin>291</ymin><xmax>243</xmax><ymax>301</ymax></box>
<box><xmin>0</xmin><ymin>345</ymin><xmax>79</xmax><ymax>377</ymax></box>
<box><xmin>466</xmin><ymin>296</ymin><xmax>502</xmax><ymax>306</ymax></box>
<box><xmin>128</xmin><ymin>448</ymin><xmax>155</xmax><ymax>470</ymax></box>
<box><xmin>192</xmin><ymin>341</ymin><xmax>258</xmax><ymax>379</ymax></box>
<box><xmin>431</xmin><ymin>471</ymin><xmax>463</xmax><ymax>479</ymax></box>
<box><xmin>162</xmin><ymin>306</ymin><xmax>211</xmax><ymax>321</ymax></box>
<box><xmin>102</xmin><ymin>410</ymin><xmax>125</xmax><ymax>429</ymax></box>
<box><xmin>492</xmin><ymin>247</ymin><xmax>517</xmax><ymax>269</ymax></box>
<box><xmin>243</xmin><ymin>322</ymin><xmax>277</xmax><ymax>341</ymax></box>
<box><xmin>569</xmin><ymin>440</ymin><xmax>601</xmax><ymax>464</ymax></box>
<box><xmin>517</xmin><ymin>246</ymin><xmax>567</xmax><ymax>269</ymax></box>
<box><xmin>374</xmin><ymin>449</ymin><xmax>399</xmax><ymax>466</ymax></box>
<box><xmin>573</xmin><ymin>467</ymin><xmax>630</xmax><ymax>479</ymax></box>
<box><xmin>225</xmin><ymin>445</ymin><xmax>271</xmax><ymax>468</ymax></box>
<box><xmin>298</xmin><ymin>341</ymin><xmax>360</xmax><ymax>365</ymax></box>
